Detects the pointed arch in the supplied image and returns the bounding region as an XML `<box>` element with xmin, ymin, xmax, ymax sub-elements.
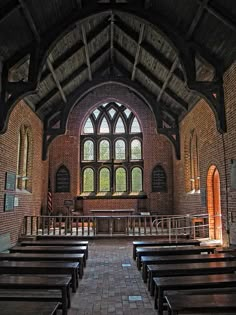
<box><xmin>114</xmin><ymin>116</ymin><xmax>125</xmax><ymax>134</ymax></box>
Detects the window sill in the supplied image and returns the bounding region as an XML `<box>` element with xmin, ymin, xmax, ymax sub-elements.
<box><xmin>187</xmin><ymin>189</ymin><xmax>201</xmax><ymax>195</ymax></box>
<box><xmin>16</xmin><ymin>188</ymin><xmax>32</xmax><ymax>195</ymax></box>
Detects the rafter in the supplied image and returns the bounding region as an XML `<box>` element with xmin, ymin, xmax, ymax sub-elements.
<box><xmin>19</xmin><ymin>0</ymin><xmax>40</xmax><ymax>42</ymax></box>
<box><xmin>114</xmin><ymin>42</ymin><xmax>188</xmax><ymax>111</ymax></box>
<box><xmin>46</xmin><ymin>58</ymin><xmax>67</xmax><ymax>103</ymax></box>
<box><xmin>131</xmin><ymin>23</ymin><xmax>144</xmax><ymax>81</ymax></box>
<box><xmin>0</xmin><ymin>0</ymin><xmax>20</xmax><ymax>24</ymax></box>
<box><xmin>109</xmin><ymin>12</ymin><xmax>115</xmax><ymax>73</ymax></box>
<box><xmin>115</xmin><ymin>17</ymin><xmax>185</xmax><ymax>82</ymax></box>
<box><xmin>81</xmin><ymin>25</ymin><xmax>92</xmax><ymax>80</ymax></box>
<box><xmin>36</xmin><ymin>42</ymin><xmax>110</xmax><ymax>112</ymax></box>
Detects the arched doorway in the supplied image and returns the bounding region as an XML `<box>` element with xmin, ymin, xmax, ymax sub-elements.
<box><xmin>207</xmin><ymin>165</ymin><xmax>222</xmax><ymax>241</ymax></box>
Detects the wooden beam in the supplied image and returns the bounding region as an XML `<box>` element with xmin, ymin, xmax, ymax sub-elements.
<box><xmin>18</xmin><ymin>0</ymin><xmax>40</xmax><ymax>42</ymax></box>
<box><xmin>46</xmin><ymin>58</ymin><xmax>67</xmax><ymax>103</ymax></box>
<box><xmin>198</xmin><ymin>0</ymin><xmax>236</xmax><ymax>33</ymax></box>
<box><xmin>110</xmin><ymin>13</ymin><xmax>115</xmax><ymax>65</ymax></box>
<box><xmin>114</xmin><ymin>42</ymin><xmax>188</xmax><ymax>111</ymax></box>
<box><xmin>75</xmin><ymin>0</ymin><xmax>82</xmax><ymax>9</ymax></box>
<box><xmin>0</xmin><ymin>0</ymin><xmax>20</xmax><ymax>24</ymax></box>
<box><xmin>81</xmin><ymin>25</ymin><xmax>92</xmax><ymax>80</ymax></box>
<box><xmin>0</xmin><ymin>57</ymin><xmax>3</xmax><ymax>97</ymax></box>
<box><xmin>131</xmin><ymin>24</ymin><xmax>144</xmax><ymax>81</ymax></box>
<box><xmin>115</xmin><ymin>18</ymin><xmax>185</xmax><ymax>82</ymax></box>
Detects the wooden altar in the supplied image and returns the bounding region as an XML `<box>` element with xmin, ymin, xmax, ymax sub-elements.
<box><xmin>90</xmin><ymin>209</ymin><xmax>135</xmax><ymax>235</ymax></box>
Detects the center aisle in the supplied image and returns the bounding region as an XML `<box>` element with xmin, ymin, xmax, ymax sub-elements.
<box><xmin>69</xmin><ymin>238</ymin><xmax>156</xmax><ymax>315</ymax></box>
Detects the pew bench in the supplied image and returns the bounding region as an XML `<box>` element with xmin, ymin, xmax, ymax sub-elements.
<box><xmin>136</xmin><ymin>246</ymin><xmax>216</xmax><ymax>270</ymax></box>
<box><xmin>133</xmin><ymin>239</ymin><xmax>201</xmax><ymax>260</ymax></box>
<box><xmin>0</xmin><ymin>301</ymin><xmax>60</xmax><ymax>315</ymax></box>
<box><xmin>141</xmin><ymin>253</ymin><xmax>235</xmax><ymax>283</ymax></box>
<box><xmin>153</xmin><ymin>273</ymin><xmax>236</xmax><ymax>315</ymax></box>
<box><xmin>165</xmin><ymin>293</ymin><xmax>236</xmax><ymax>314</ymax></box>
<box><xmin>0</xmin><ymin>275</ymin><xmax>71</xmax><ymax>315</ymax></box>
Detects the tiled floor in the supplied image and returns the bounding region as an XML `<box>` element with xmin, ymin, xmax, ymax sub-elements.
<box><xmin>68</xmin><ymin>238</ymin><xmax>156</xmax><ymax>315</ymax></box>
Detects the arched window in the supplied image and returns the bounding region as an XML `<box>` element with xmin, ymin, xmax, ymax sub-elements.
<box><xmin>131</xmin><ymin>167</ymin><xmax>143</xmax><ymax>192</ymax></box>
<box><xmin>16</xmin><ymin>126</ymin><xmax>33</xmax><ymax>191</ymax></box>
<box><xmin>83</xmin><ymin>168</ymin><xmax>94</xmax><ymax>192</ymax></box>
<box><xmin>99</xmin><ymin>168</ymin><xmax>110</xmax><ymax>192</ymax></box>
<box><xmin>152</xmin><ymin>165</ymin><xmax>167</xmax><ymax>192</ymax></box>
<box><xmin>80</xmin><ymin>102</ymin><xmax>143</xmax><ymax>196</ymax></box>
<box><xmin>99</xmin><ymin>140</ymin><xmax>110</xmax><ymax>160</ymax></box>
<box><xmin>131</xmin><ymin>139</ymin><xmax>142</xmax><ymax>160</ymax></box>
<box><xmin>83</xmin><ymin>140</ymin><xmax>94</xmax><ymax>161</ymax></box>
<box><xmin>56</xmin><ymin>165</ymin><xmax>70</xmax><ymax>192</ymax></box>
<box><xmin>115</xmin><ymin>139</ymin><xmax>126</xmax><ymax>160</ymax></box>
<box><xmin>185</xmin><ymin>130</ymin><xmax>200</xmax><ymax>193</ymax></box>
<box><xmin>115</xmin><ymin>168</ymin><xmax>127</xmax><ymax>192</ymax></box>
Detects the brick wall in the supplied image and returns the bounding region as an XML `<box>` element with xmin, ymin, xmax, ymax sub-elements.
<box><xmin>0</xmin><ymin>101</ymin><xmax>45</xmax><ymax>244</ymax></box>
<box><xmin>49</xmin><ymin>84</ymin><xmax>174</xmax><ymax>215</ymax></box>
<box><xmin>173</xmin><ymin>61</ymin><xmax>236</xmax><ymax>245</ymax></box>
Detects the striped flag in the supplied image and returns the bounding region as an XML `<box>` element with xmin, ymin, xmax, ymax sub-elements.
<box><xmin>47</xmin><ymin>178</ymin><xmax>53</xmax><ymax>214</ymax></box>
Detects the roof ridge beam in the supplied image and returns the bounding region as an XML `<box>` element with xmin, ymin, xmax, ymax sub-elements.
<box><xmin>81</xmin><ymin>25</ymin><xmax>92</xmax><ymax>80</ymax></box>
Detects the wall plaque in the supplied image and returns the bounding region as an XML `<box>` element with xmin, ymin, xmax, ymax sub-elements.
<box><xmin>5</xmin><ymin>172</ymin><xmax>16</xmax><ymax>191</ymax></box>
<box><xmin>4</xmin><ymin>194</ymin><xmax>15</xmax><ymax>212</ymax></box>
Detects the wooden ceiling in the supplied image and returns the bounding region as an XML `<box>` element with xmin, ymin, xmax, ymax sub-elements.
<box><xmin>0</xmin><ymin>0</ymin><xmax>235</xmax><ymax>159</ymax></box>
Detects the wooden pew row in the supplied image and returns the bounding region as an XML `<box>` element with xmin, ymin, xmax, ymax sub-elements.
<box><xmin>20</xmin><ymin>240</ymin><xmax>89</xmax><ymax>259</ymax></box>
<box><xmin>0</xmin><ymin>274</ymin><xmax>71</xmax><ymax>315</ymax></box>
<box><xmin>165</xmin><ymin>293</ymin><xmax>236</xmax><ymax>315</ymax></box>
<box><xmin>132</xmin><ymin>239</ymin><xmax>201</xmax><ymax>260</ymax></box>
<box><xmin>10</xmin><ymin>245</ymin><xmax>87</xmax><ymax>264</ymax></box>
<box><xmin>148</xmin><ymin>260</ymin><xmax>236</xmax><ymax>296</ymax></box>
<box><xmin>141</xmin><ymin>253</ymin><xmax>235</xmax><ymax>283</ymax></box>
<box><xmin>0</xmin><ymin>261</ymin><xmax>79</xmax><ymax>292</ymax></box>
<box><xmin>0</xmin><ymin>253</ymin><xmax>85</xmax><ymax>278</ymax></box>
<box><xmin>0</xmin><ymin>301</ymin><xmax>60</xmax><ymax>315</ymax></box>
<box><xmin>153</xmin><ymin>274</ymin><xmax>236</xmax><ymax>315</ymax></box>
<box><xmin>136</xmin><ymin>246</ymin><xmax>216</xmax><ymax>270</ymax></box>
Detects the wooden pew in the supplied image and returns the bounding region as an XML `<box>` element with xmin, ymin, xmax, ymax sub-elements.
<box><xmin>133</xmin><ymin>239</ymin><xmax>201</xmax><ymax>260</ymax></box>
<box><xmin>0</xmin><ymin>253</ymin><xmax>85</xmax><ymax>278</ymax></box>
<box><xmin>10</xmin><ymin>246</ymin><xmax>87</xmax><ymax>265</ymax></box>
<box><xmin>148</xmin><ymin>261</ymin><xmax>236</xmax><ymax>296</ymax></box>
<box><xmin>153</xmin><ymin>273</ymin><xmax>236</xmax><ymax>315</ymax></box>
<box><xmin>0</xmin><ymin>301</ymin><xmax>60</xmax><ymax>315</ymax></box>
<box><xmin>0</xmin><ymin>261</ymin><xmax>79</xmax><ymax>292</ymax></box>
<box><xmin>141</xmin><ymin>253</ymin><xmax>235</xmax><ymax>283</ymax></box>
<box><xmin>165</xmin><ymin>293</ymin><xmax>236</xmax><ymax>315</ymax></box>
<box><xmin>136</xmin><ymin>246</ymin><xmax>216</xmax><ymax>270</ymax></box>
<box><xmin>20</xmin><ymin>240</ymin><xmax>89</xmax><ymax>259</ymax></box>
<box><xmin>0</xmin><ymin>274</ymin><xmax>71</xmax><ymax>315</ymax></box>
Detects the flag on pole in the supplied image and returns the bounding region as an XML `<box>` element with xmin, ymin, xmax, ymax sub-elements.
<box><xmin>47</xmin><ymin>178</ymin><xmax>53</xmax><ymax>215</ymax></box>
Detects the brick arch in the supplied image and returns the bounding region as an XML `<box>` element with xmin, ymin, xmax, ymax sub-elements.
<box><xmin>207</xmin><ymin>165</ymin><xmax>222</xmax><ymax>241</ymax></box>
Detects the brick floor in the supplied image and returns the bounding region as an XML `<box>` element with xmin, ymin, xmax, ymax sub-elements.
<box><xmin>68</xmin><ymin>238</ymin><xmax>156</xmax><ymax>315</ymax></box>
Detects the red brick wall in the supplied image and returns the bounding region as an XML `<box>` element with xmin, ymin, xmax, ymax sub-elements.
<box><xmin>0</xmin><ymin>101</ymin><xmax>45</xmax><ymax>244</ymax></box>
<box><xmin>173</xmin><ymin>61</ymin><xmax>236</xmax><ymax>245</ymax></box>
<box><xmin>49</xmin><ymin>84</ymin><xmax>174</xmax><ymax>215</ymax></box>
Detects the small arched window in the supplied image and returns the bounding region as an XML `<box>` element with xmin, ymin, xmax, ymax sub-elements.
<box><xmin>131</xmin><ymin>139</ymin><xmax>142</xmax><ymax>160</ymax></box>
<box><xmin>83</xmin><ymin>168</ymin><xmax>94</xmax><ymax>192</ymax></box>
<box><xmin>83</xmin><ymin>117</ymin><xmax>94</xmax><ymax>133</ymax></box>
<box><xmin>56</xmin><ymin>165</ymin><xmax>70</xmax><ymax>192</ymax></box>
<box><xmin>99</xmin><ymin>117</ymin><xmax>110</xmax><ymax>133</ymax></box>
<box><xmin>99</xmin><ymin>168</ymin><xmax>110</xmax><ymax>192</ymax></box>
<box><xmin>99</xmin><ymin>140</ymin><xmax>110</xmax><ymax>160</ymax></box>
<box><xmin>131</xmin><ymin>167</ymin><xmax>143</xmax><ymax>192</ymax></box>
<box><xmin>115</xmin><ymin>168</ymin><xmax>127</xmax><ymax>192</ymax></box>
<box><xmin>115</xmin><ymin>139</ymin><xmax>126</xmax><ymax>160</ymax></box>
<box><xmin>83</xmin><ymin>140</ymin><xmax>94</xmax><ymax>161</ymax></box>
<box><xmin>152</xmin><ymin>165</ymin><xmax>167</xmax><ymax>192</ymax></box>
<box><xmin>115</xmin><ymin>117</ymin><xmax>125</xmax><ymax>133</ymax></box>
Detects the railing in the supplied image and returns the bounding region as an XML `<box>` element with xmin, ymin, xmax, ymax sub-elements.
<box><xmin>22</xmin><ymin>213</ymin><xmax>210</xmax><ymax>239</ymax></box>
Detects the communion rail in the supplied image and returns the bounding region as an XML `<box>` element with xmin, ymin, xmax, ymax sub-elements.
<box><xmin>22</xmin><ymin>214</ymin><xmax>210</xmax><ymax>240</ymax></box>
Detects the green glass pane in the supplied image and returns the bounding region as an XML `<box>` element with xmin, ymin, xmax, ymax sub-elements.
<box><xmin>99</xmin><ymin>168</ymin><xmax>110</xmax><ymax>192</ymax></box>
<box><xmin>115</xmin><ymin>168</ymin><xmax>126</xmax><ymax>192</ymax></box>
<box><xmin>83</xmin><ymin>168</ymin><xmax>94</xmax><ymax>192</ymax></box>
<box><xmin>132</xmin><ymin>167</ymin><xmax>142</xmax><ymax>192</ymax></box>
<box><xmin>131</xmin><ymin>139</ymin><xmax>141</xmax><ymax>159</ymax></box>
<box><xmin>83</xmin><ymin>140</ymin><xmax>94</xmax><ymax>160</ymax></box>
<box><xmin>99</xmin><ymin>140</ymin><xmax>110</xmax><ymax>160</ymax></box>
<box><xmin>115</xmin><ymin>140</ymin><xmax>125</xmax><ymax>159</ymax></box>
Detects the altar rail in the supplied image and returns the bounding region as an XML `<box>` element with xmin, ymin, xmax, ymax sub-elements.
<box><xmin>22</xmin><ymin>214</ymin><xmax>210</xmax><ymax>240</ymax></box>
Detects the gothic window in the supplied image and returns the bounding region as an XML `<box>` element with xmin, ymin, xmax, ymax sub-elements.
<box><xmin>80</xmin><ymin>102</ymin><xmax>143</xmax><ymax>196</ymax></box>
